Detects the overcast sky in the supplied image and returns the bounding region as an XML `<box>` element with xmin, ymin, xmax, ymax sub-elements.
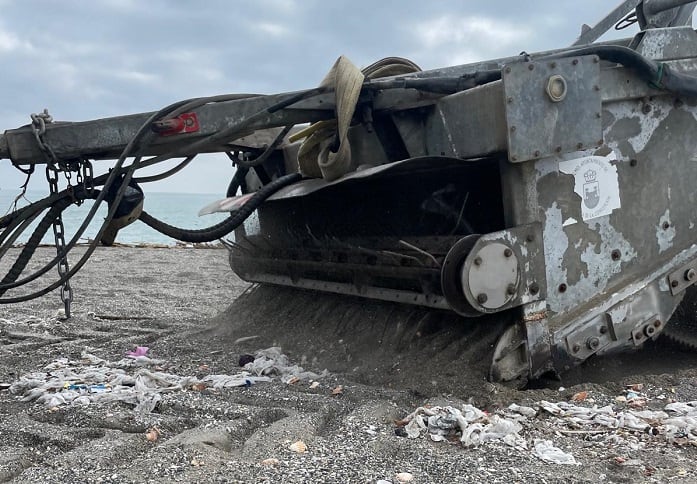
<box><xmin>0</xmin><ymin>1</ymin><xmax>641</xmax><ymax>196</ymax></box>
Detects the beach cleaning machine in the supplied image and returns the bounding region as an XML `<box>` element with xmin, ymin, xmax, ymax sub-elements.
<box><xmin>3</xmin><ymin>0</ymin><xmax>697</xmax><ymax>385</ymax></box>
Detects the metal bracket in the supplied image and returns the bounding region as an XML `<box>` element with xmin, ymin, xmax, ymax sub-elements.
<box><xmin>564</xmin><ymin>313</ymin><xmax>614</xmax><ymax>361</ymax></box>
<box><xmin>630</xmin><ymin>316</ymin><xmax>662</xmax><ymax>345</ymax></box>
<box><xmin>502</xmin><ymin>55</ymin><xmax>602</xmax><ymax>163</ymax></box>
<box><xmin>667</xmin><ymin>259</ymin><xmax>697</xmax><ymax>295</ymax></box>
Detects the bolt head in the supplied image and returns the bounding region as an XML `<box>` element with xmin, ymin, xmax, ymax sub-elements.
<box><xmin>504</xmin><ymin>248</ymin><xmax>513</xmax><ymax>258</ymax></box>
<box><xmin>600</xmin><ymin>326</ymin><xmax>608</xmax><ymax>334</ymax></box>
<box><xmin>671</xmin><ymin>279</ymin><xmax>680</xmax><ymax>288</ymax></box>
<box><xmin>572</xmin><ymin>344</ymin><xmax>580</xmax><ymax>353</ymax></box>
<box><xmin>686</xmin><ymin>268</ymin><xmax>696</xmax><ymax>281</ymax></box>
<box><xmin>473</xmin><ymin>256</ymin><xmax>482</xmax><ymax>266</ymax></box>
<box><xmin>477</xmin><ymin>293</ymin><xmax>488</xmax><ymax>304</ymax></box>
<box><xmin>587</xmin><ymin>337</ymin><xmax>600</xmax><ymax>350</ymax></box>
<box><xmin>529</xmin><ymin>283</ymin><xmax>540</xmax><ymax>295</ymax></box>
<box><xmin>506</xmin><ymin>284</ymin><xmax>517</xmax><ymax>296</ymax></box>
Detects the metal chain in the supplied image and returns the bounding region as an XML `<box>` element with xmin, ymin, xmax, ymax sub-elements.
<box><xmin>45</xmin><ymin>164</ymin><xmax>73</xmax><ymax>318</ymax></box>
<box><xmin>32</xmin><ymin>110</ymin><xmax>73</xmax><ymax>318</ymax></box>
<box><xmin>30</xmin><ymin>109</ymin><xmax>59</xmax><ymax>164</ymax></box>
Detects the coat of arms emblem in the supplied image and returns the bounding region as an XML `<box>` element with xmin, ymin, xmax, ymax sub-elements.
<box><xmin>583</xmin><ymin>169</ymin><xmax>600</xmax><ymax>209</ymax></box>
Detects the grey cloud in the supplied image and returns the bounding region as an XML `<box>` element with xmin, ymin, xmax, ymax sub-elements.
<box><xmin>0</xmin><ymin>1</ymin><xmax>640</xmax><ymax>195</ymax></box>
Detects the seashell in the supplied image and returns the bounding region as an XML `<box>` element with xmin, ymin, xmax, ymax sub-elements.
<box><xmin>289</xmin><ymin>440</ymin><xmax>307</xmax><ymax>453</ymax></box>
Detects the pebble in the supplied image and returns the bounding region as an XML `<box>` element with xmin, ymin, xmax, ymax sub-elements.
<box><xmin>396</xmin><ymin>472</ymin><xmax>414</xmax><ymax>482</ymax></box>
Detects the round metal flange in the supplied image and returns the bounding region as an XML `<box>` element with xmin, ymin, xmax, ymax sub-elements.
<box><xmin>441</xmin><ymin>234</ymin><xmax>482</xmax><ymax>317</ymax></box>
<box><xmin>462</xmin><ymin>242</ymin><xmax>520</xmax><ymax>312</ymax></box>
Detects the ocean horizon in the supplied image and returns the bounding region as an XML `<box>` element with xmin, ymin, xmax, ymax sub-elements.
<box><xmin>0</xmin><ymin>189</ymin><xmax>230</xmax><ymax>246</ymax></box>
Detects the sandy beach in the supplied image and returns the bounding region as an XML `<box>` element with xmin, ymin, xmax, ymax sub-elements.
<box><xmin>2</xmin><ymin>247</ymin><xmax>697</xmax><ymax>483</ymax></box>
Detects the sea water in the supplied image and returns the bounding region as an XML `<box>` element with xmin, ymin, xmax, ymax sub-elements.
<box><xmin>0</xmin><ymin>189</ymin><xmax>229</xmax><ymax>245</ymax></box>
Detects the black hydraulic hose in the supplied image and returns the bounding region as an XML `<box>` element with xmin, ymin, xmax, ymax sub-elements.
<box><xmin>234</xmin><ymin>124</ymin><xmax>294</xmax><ymax>169</ymax></box>
<box><xmin>0</xmin><ymin>207</ymin><xmax>44</xmax><ymax>260</ymax></box>
<box><xmin>0</xmin><ymin>198</ymin><xmax>71</xmax><ymax>297</ymax></box>
<box><xmin>0</xmin><ymin>99</ymin><xmax>194</xmax><ymax>296</ymax></box>
<box><xmin>133</xmin><ymin>155</ymin><xmax>195</xmax><ymax>183</ymax></box>
<box><xmin>138</xmin><ymin>172</ymin><xmax>301</xmax><ymax>243</ymax></box>
<box><xmin>0</xmin><ymin>88</ymin><xmax>322</xmax><ymax>300</ymax></box>
<box><xmin>0</xmin><ymin>190</ymin><xmax>66</xmax><ymax>230</ymax></box>
<box><xmin>225</xmin><ymin>164</ymin><xmax>249</xmax><ymax>197</ymax></box>
<box><xmin>540</xmin><ymin>45</ymin><xmax>697</xmax><ymax>98</ymax></box>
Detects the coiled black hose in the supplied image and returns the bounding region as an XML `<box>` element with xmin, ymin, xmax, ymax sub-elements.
<box><xmin>0</xmin><ymin>198</ymin><xmax>71</xmax><ymax>296</ymax></box>
<box><xmin>138</xmin><ymin>172</ymin><xmax>301</xmax><ymax>243</ymax></box>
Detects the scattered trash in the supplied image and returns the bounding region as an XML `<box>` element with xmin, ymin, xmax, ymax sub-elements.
<box><xmin>0</xmin><ymin>383</ymin><xmax>10</xmax><ymax>391</ymax></box>
<box><xmin>398</xmin><ymin>405</ymin><xmax>525</xmax><ymax>449</ymax></box>
<box><xmin>260</xmin><ymin>458</ymin><xmax>280</xmax><ymax>466</ymax></box>
<box><xmin>309</xmin><ymin>381</ymin><xmax>320</xmax><ymax>389</ymax></box>
<box><xmin>10</xmin><ymin>347</ymin><xmax>322</xmax><ymax>413</ymax></box>
<box><xmin>572</xmin><ymin>391</ymin><xmax>588</xmax><ymax>402</ymax></box>
<box><xmin>190</xmin><ymin>458</ymin><xmax>203</xmax><ymax>467</ymax></box>
<box><xmin>289</xmin><ymin>440</ymin><xmax>307</xmax><ymax>453</ymax></box>
<box><xmin>399</xmin><ymin>395</ymin><xmax>697</xmax><ymax>463</ymax></box>
<box><xmin>233</xmin><ymin>335</ymin><xmax>260</xmax><ymax>345</ymax></box>
<box><xmin>395</xmin><ymin>472</ymin><xmax>414</xmax><ymax>482</ymax></box>
<box><xmin>507</xmin><ymin>403</ymin><xmax>536</xmax><ymax>418</ymax></box>
<box><xmin>238</xmin><ymin>354</ymin><xmax>255</xmax><ymax>367</ymax></box>
<box><xmin>287</xmin><ymin>376</ymin><xmax>300</xmax><ymax>385</ymax></box>
<box><xmin>331</xmin><ymin>385</ymin><xmax>344</xmax><ymax>396</ymax></box>
<box><xmin>126</xmin><ymin>346</ymin><xmax>149</xmax><ymax>358</ymax></box>
<box><xmin>243</xmin><ymin>347</ymin><xmax>327</xmax><ymax>384</ymax></box>
<box><xmin>533</xmin><ymin>439</ymin><xmax>577</xmax><ymax>465</ymax></box>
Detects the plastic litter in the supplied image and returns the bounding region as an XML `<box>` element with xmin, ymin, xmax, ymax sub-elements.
<box><xmin>126</xmin><ymin>346</ymin><xmax>149</xmax><ymax>358</ymax></box>
<box><xmin>244</xmin><ymin>347</ymin><xmax>328</xmax><ymax>383</ymax></box>
<box><xmin>533</xmin><ymin>439</ymin><xmax>577</xmax><ymax>465</ymax></box>
<box><xmin>10</xmin><ymin>347</ymin><xmax>324</xmax><ymax>413</ymax></box>
<box><xmin>400</xmin><ymin>405</ymin><xmax>524</xmax><ymax>448</ymax></box>
<box><xmin>399</xmin><ymin>396</ymin><xmax>697</xmax><ymax>462</ymax></box>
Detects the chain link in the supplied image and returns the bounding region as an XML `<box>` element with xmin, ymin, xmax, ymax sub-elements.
<box><xmin>32</xmin><ymin>110</ymin><xmax>73</xmax><ymax>318</ymax></box>
<box><xmin>45</xmin><ymin>164</ymin><xmax>73</xmax><ymax>318</ymax></box>
<box><xmin>30</xmin><ymin>109</ymin><xmax>59</xmax><ymax>164</ymax></box>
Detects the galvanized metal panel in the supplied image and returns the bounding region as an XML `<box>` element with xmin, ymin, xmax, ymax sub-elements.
<box><xmin>634</xmin><ymin>26</ymin><xmax>697</xmax><ymax>60</ymax></box>
<box><xmin>424</xmin><ymin>81</ymin><xmax>507</xmax><ymax>159</ymax></box>
<box><xmin>502</xmin><ymin>55</ymin><xmax>603</xmax><ymax>163</ymax></box>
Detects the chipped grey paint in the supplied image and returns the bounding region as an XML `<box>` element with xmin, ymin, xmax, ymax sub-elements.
<box><xmin>657</xmin><ymin>209</ymin><xmax>676</xmax><ymax>253</ymax></box>
<box><xmin>542</xmin><ymin>202</ymin><xmax>569</xmax><ymax>305</ymax></box>
<box><xmin>604</xmin><ymin>101</ymin><xmax>671</xmax><ymax>155</ymax></box>
<box><xmin>546</xmin><ymin>214</ymin><xmax>637</xmax><ymax>314</ymax></box>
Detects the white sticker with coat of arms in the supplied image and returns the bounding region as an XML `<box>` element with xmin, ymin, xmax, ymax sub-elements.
<box><xmin>558</xmin><ymin>151</ymin><xmax>621</xmax><ymax>222</ymax></box>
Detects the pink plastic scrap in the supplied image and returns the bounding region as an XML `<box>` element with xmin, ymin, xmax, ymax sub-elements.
<box><xmin>126</xmin><ymin>346</ymin><xmax>149</xmax><ymax>358</ymax></box>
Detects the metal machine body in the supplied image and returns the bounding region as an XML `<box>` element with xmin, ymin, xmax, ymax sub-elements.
<box><xmin>3</xmin><ymin>0</ymin><xmax>697</xmax><ymax>385</ymax></box>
